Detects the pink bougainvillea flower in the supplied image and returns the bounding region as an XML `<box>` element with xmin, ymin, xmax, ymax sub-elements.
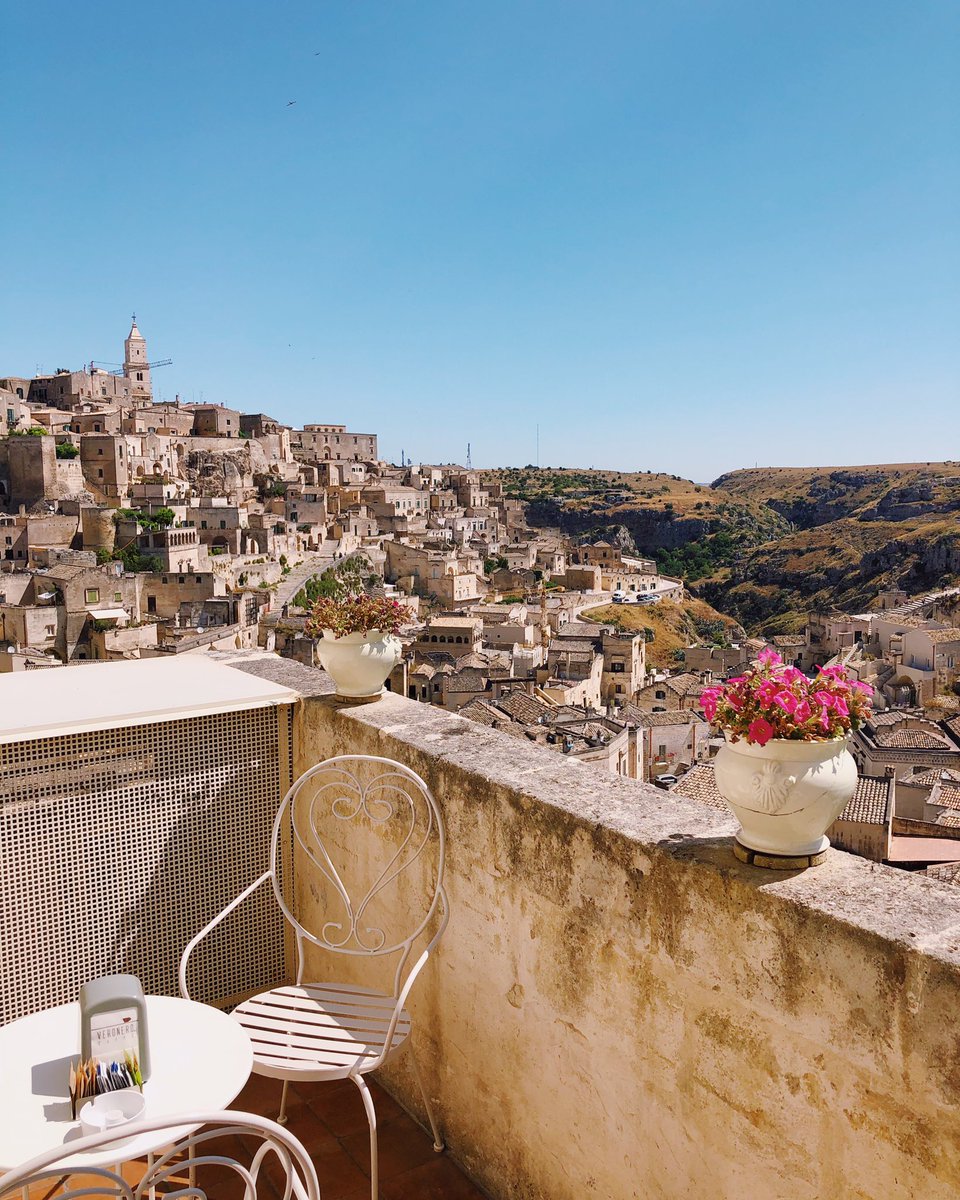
<box><xmin>701</xmin><ymin>688</ymin><xmax>720</xmax><ymax>720</ymax></box>
<box><xmin>748</xmin><ymin>718</ymin><xmax>775</xmax><ymax>746</ymax></box>
<box><xmin>757</xmin><ymin>648</ymin><xmax>782</xmax><ymax>666</ymax></box>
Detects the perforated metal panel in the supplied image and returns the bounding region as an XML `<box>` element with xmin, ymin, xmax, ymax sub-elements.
<box><xmin>0</xmin><ymin>704</ymin><xmax>294</xmax><ymax>1024</ymax></box>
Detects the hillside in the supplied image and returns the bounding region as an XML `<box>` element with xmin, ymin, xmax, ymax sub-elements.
<box><xmin>487</xmin><ymin>463</ymin><xmax>960</xmax><ymax>636</ymax></box>
<box><xmin>580</xmin><ymin>596</ymin><xmax>743</xmax><ymax>670</ymax></box>
<box><xmin>705</xmin><ymin>463</ymin><xmax>960</xmax><ymax>633</ymax></box>
<box><xmin>486</xmin><ymin>467</ymin><xmax>788</xmax><ymax>578</ymax></box>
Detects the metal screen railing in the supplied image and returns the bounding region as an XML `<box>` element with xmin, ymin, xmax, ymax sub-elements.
<box><xmin>0</xmin><ymin>704</ymin><xmax>294</xmax><ymax>1025</ymax></box>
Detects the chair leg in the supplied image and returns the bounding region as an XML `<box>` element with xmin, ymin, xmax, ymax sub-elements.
<box><xmin>408</xmin><ymin>1041</ymin><xmax>444</xmax><ymax>1152</ymax></box>
<box><xmin>277</xmin><ymin>1079</ymin><xmax>290</xmax><ymax>1125</ymax></box>
<box><xmin>351</xmin><ymin>1074</ymin><xmax>379</xmax><ymax>1200</ymax></box>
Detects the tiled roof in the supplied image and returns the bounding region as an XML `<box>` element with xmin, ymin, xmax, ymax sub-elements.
<box><xmin>771</xmin><ymin>635</ymin><xmax>806</xmax><ymax>648</ymax></box>
<box><xmin>925</xmin><ymin>627</ymin><xmax>960</xmax><ymax>644</ymax></box>
<box><xmin>935</xmin><ymin>810</ymin><xmax>960</xmax><ymax>828</ymax></box>
<box><xmin>836</xmin><ymin>775</ymin><xmax>890</xmax><ymax>826</ymax></box>
<box><xmin>898</xmin><ymin>767</ymin><xmax>960</xmax><ymax>787</ymax></box>
<box><xmin>668</xmin><ymin>763</ymin><xmax>727</xmax><ymax>812</ymax></box>
<box><xmin>496</xmin><ymin>691</ymin><xmax>553</xmax><ymax>725</ymax></box>
<box><xmin>875</xmin><ymin>729</ymin><xmax>953</xmax><ymax>750</ymax></box>
<box><xmin>870</xmin><ymin>710</ymin><xmax>913</xmax><ymax>727</ymax></box>
<box><xmin>444</xmin><ymin>668</ymin><xmax>490</xmax><ymax>693</ymax></box>
<box><xmin>459</xmin><ymin>698</ymin><xmax>531</xmax><ymax>740</ymax></box>
<box><xmin>926</xmin><ymin>862</ymin><xmax>960</xmax><ymax>884</ymax></box>
<box><xmin>933</xmin><ymin>781</ymin><xmax>960</xmax><ymax>812</ymax></box>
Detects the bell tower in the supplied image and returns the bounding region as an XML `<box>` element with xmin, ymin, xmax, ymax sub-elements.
<box><xmin>123</xmin><ymin>314</ymin><xmax>152</xmax><ymax>401</ymax></box>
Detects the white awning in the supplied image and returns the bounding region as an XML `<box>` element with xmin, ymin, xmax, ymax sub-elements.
<box><xmin>86</xmin><ymin>607</ymin><xmax>128</xmax><ymax>621</ymax></box>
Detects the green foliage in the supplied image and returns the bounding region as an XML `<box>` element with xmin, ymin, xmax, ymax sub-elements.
<box><xmin>279</xmin><ymin>554</ymin><xmax>288</xmax><ymax>567</ymax></box>
<box><xmin>10</xmin><ymin>427</ymin><xmax>48</xmax><ymax>437</ymax></box>
<box><xmin>113</xmin><ymin>507</ymin><xmax>175</xmax><ymax>532</ymax></box>
<box><xmin>484</xmin><ymin>555</ymin><xmax>508</xmax><ymax>574</ymax></box>
<box><xmin>55</xmin><ymin>442</ymin><xmax>80</xmax><ymax>459</ymax></box>
<box><xmin>109</xmin><ymin>545</ymin><xmax>162</xmax><ymax>574</ymax></box>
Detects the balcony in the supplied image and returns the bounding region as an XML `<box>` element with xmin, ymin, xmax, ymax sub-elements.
<box><xmin>2</xmin><ymin>652</ymin><xmax>960</xmax><ymax>1199</ymax></box>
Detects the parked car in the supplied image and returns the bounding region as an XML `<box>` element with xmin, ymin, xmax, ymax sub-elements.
<box><xmin>653</xmin><ymin>774</ymin><xmax>678</xmax><ymax>788</ymax></box>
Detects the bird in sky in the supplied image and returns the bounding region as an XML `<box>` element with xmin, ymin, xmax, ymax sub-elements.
<box><xmin>286</xmin><ymin>100</ymin><xmax>297</xmax><ymax>107</ymax></box>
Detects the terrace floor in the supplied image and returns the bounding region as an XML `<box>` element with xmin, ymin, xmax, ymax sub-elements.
<box><xmin>233</xmin><ymin>1070</ymin><xmax>489</xmax><ymax>1200</ymax></box>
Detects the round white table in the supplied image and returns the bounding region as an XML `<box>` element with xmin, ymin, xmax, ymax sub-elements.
<box><xmin>0</xmin><ymin>994</ymin><xmax>253</xmax><ymax>1171</ymax></box>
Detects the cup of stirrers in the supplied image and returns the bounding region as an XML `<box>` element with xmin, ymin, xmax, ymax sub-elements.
<box><xmin>69</xmin><ymin>1051</ymin><xmax>143</xmax><ymax>1120</ymax></box>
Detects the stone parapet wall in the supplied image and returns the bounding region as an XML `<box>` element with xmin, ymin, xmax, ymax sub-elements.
<box><xmin>225</xmin><ymin>656</ymin><xmax>960</xmax><ymax>1200</ymax></box>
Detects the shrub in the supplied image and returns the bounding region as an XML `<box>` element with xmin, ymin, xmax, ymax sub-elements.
<box><xmin>305</xmin><ymin>595</ymin><xmax>413</xmax><ymax>638</ymax></box>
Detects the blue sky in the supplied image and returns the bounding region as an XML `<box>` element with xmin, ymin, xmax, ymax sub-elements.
<box><xmin>2</xmin><ymin>2</ymin><xmax>957</xmax><ymax>480</ymax></box>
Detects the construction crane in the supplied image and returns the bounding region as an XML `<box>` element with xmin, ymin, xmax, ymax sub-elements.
<box><xmin>89</xmin><ymin>358</ymin><xmax>173</xmax><ymax>376</ymax></box>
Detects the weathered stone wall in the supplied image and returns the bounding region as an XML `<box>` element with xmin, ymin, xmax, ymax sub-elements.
<box><xmin>247</xmin><ymin>666</ymin><xmax>960</xmax><ymax>1200</ymax></box>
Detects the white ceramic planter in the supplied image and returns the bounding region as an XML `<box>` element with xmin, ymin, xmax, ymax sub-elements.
<box><xmin>316</xmin><ymin>630</ymin><xmax>402</xmax><ymax>699</ymax></box>
<box><xmin>713</xmin><ymin>734</ymin><xmax>857</xmax><ymax>858</ymax></box>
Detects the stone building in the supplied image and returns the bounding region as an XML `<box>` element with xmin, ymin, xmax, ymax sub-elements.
<box><xmin>293</xmin><ymin>424</ymin><xmax>378</xmax><ymax>463</ymax></box>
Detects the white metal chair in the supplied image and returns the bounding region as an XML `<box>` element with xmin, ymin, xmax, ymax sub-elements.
<box><xmin>0</xmin><ymin>1109</ymin><xmax>321</xmax><ymax>1199</ymax></box>
<box><xmin>180</xmin><ymin>754</ymin><xmax>448</xmax><ymax>1200</ymax></box>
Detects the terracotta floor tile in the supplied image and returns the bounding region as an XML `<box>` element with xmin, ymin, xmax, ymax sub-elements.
<box><xmin>382</xmin><ymin>1154</ymin><xmax>491</xmax><ymax>1200</ymax></box>
<box><xmin>340</xmin><ymin>1111</ymin><xmax>439</xmax><ymax>1181</ymax></box>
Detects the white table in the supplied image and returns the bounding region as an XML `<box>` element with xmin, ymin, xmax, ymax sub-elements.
<box><xmin>0</xmin><ymin>994</ymin><xmax>253</xmax><ymax>1171</ymax></box>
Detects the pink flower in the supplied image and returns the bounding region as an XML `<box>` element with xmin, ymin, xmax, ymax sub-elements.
<box><xmin>779</xmin><ymin>666</ymin><xmax>805</xmax><ymax>684</ymax></box>
<box><xmin>794</xmin><ymin>698</ymin><xmax>811</xmax><ymax>723</ymax></box>
<box><xmin>853</xmin><ymin>681</ymin><xmax>873</xmax><ymax>696</ymax></box>
<box><xmin>701</xmin><ymin>688</ymin><xmax>720</xmax><ymax>721</ymax></box>
<box><xmin>833</xmin><ymin>695</ymin><xmax>849</xmax><ymax>717</ymax></box>
<box><xmin>757</xmin><ymin>648</ymin><xmax>782</xmax><ymax>666</ymax></box>
<box><xmin>774</xmin><ymin>690</ymin><xmax>798</xmax><ymax>715</ymax></box>
<box><xmin>820</xmin><ymin>707</ymin><xmax>831</xmax><ymax>730</ymax></box>
<box><xmin>748</xmin><ymin>718</ymin><xmax>775</xmax><ymax>746</ymax></box>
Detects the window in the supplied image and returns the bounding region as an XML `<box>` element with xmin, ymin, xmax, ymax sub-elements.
<box><xmin>178</xmin><ymin>576</ymin><xmax>185</xmax><ymax>584</ymax></box>
<box><xmin>195</xmin><ymin>576</ymin><xmax>201</xmax><ymax>584</ymax></box>
<box><xmin>611</xmin><ymin>661</ymin><xmax>625</xmax><ymax>673</ymax></box>
<box><xmin>136</xmin><ymin>372</ymin><xmax>143</xmax><ymax>381</ymax></box>
<box><xmin>147</xmin><ymin>595</ymin><xmax>156</xmax><ymax>614</ymax></box>
<box><xmin>114</xmin><ymin>591</ymin><xmax>122</xmax><ymax>602</ymax></box>
<box><xmin>85</xmin><ymin>589</ymin><xmax>100</xmax><ymax>604</ymax></box>
<box><xmin>655</xmin><ymin>690</ymin><xmax>666</xmax><ymax>700</ymax></box>
<box><xmin>657</xmin><ymin>744</ymin><xmax>667</xmax><ymax>759</ymax></box>
<box><xmin>615</xmin><ymin>683</ymin><xmax>623</xmax><ymax>694</ymax></box>
<box><xmin>94</xmin><ymin>424</ymin><xmax>101</xmax><ymax>432</ymax></box>
<box><xmin>201</xmin><ymin>521</ymin><xmax>207</xmax><ymax>530</ymax></box>
<box><xmin>219</xmin><ymin>520</ymin><xmax>226</xmax><ymax>529</ymax></box>
<box><xmin>45</xmin><ymin>625</ymin><xmax>55</xmax><ymax>636</ymax></box>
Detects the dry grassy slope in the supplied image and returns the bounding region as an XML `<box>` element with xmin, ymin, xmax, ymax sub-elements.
<box><xmin>486</xmin><ymin>467</ymin><xmax>716</xmax><ymax>515</ymax></box>
<box><xmin>701</xmin><ymin>462</ymin><xmax>960</xmax><ymax>634</ymax></box>
<box><xmin>712</xmin><ymin>462</ymin><xmax>960</xmax><ymax>528</ymax></box>
<box><xmin>485</xmin><ymin>466</ymin><xmax>786</xmax><ymax>560</ymax></box>
<box><xmin>580</xmin><ymin>597</ymin><xmax>742</xmax><ymax>670</ymax></box>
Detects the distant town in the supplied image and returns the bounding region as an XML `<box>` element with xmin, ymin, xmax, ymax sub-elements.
<box><xmin>2</xmin><ymin>319</ymin><xmax>959</xmax><ymax>883</ymax></box>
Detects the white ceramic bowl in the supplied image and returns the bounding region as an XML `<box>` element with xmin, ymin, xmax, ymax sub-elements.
<box><xmin>79</xmin><ymin>1088</ymin><xmax>146</xmax><ymax>1136</ymax></box>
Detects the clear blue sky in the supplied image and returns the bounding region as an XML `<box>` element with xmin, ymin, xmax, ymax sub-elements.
<box><xmin>2</xmin><ymin>2</ymin><xmax>957</xmax><ymax>481</ymax></box>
